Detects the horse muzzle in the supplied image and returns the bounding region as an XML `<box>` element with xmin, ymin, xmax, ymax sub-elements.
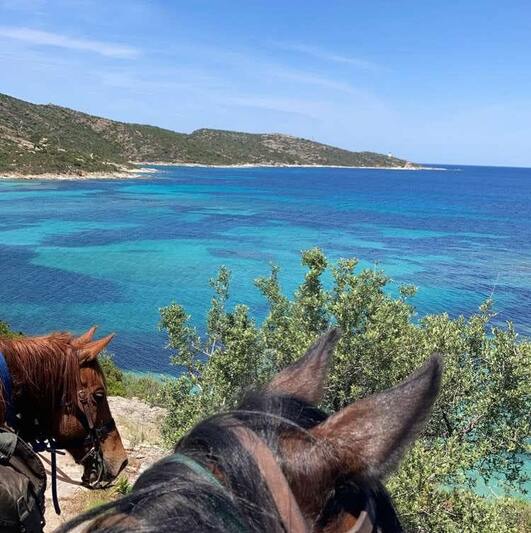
<box><xmin>81</xmin><ymin>448</ymin><xmax>127</xmax><ymax>489</ymax></box>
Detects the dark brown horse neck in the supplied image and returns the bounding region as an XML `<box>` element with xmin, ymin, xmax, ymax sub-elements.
<box><xmin>0</xmin><ymin>333</ymin><xmax>81</xmax><ymax>436</ymax></box>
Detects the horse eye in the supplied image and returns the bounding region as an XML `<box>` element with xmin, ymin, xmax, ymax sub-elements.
<box><xmin>93</xmin><ymin>391</ymin><xmax>105</xmax><ymax>401</ymax></box>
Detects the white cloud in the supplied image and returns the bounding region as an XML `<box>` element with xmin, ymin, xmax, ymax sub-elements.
<box><xmin>0</xmin><ymin>26</ymin><xmax>139</xmax><ymax>58</ymax></box>
<box><xmin>274</xmin><ymin>42</ymin><xmax>381</xmax><ymax>71</ymax></box>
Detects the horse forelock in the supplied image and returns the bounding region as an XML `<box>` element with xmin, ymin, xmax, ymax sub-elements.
<box><xmin>0</xmin><ymin>332</ymin><xmax>86</xmax><ymax>417</ymax></box>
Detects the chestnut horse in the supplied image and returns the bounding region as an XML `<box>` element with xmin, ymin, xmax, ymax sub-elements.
<box><xmin>62</xmin><ymin>329</ymin><xmax>441</xmax><ymax>532</ymax></box>
<box><xmin>0</xmin><ymin>327</ymin><xmax>127</xmax><ymax>488</ymax></box>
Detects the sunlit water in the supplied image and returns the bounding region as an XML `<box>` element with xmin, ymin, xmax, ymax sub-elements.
<box><xmin>0</xmin><ymin>165</ymin><xmax>529</xmax><ymax>375</ymax></box>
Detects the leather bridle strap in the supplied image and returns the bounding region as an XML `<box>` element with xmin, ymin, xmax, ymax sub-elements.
<box><xmin>231</xmin><ymin>425</ymin><xmax>376</xmax><ymax>533</ymax></box>
<box><xmin>55</xmin><ymin>389</ymin><xmax>116</xmax><ymax>490</ymax></box>
<box><xmin>78</xmin><ymin>389</ymin><xmax>95</xmax><ymax>430</ymax></box>
<box><xmin>231</xmin><ymin>426</ymin><xmax>309</xmax><ymax>533</ymax></box>
<box><xmin>75</xmin><ymin>389</ymin><xmax>116</xmax><ymax>488</ymax></box>
<box><xmin>77</xmin><ymin>389</ymin><xmax>117</xmax><ymax>446</ymax></box>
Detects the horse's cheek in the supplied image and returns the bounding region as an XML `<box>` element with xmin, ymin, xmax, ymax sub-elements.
<box><xmin>56</xmin><ymin>413</ymin><xmax>85</xmax><ymax>440</ymax></box>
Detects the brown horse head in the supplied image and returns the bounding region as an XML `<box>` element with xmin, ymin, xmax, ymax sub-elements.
<box><xmin>60</xmin><ymin>328</ymin><xmax>441</xmax><ymax>532</ymax></box>
<box><xmin>0</xmin><ymin>328</ymin><xmax>127</xmax><ymax>488</ymax></box>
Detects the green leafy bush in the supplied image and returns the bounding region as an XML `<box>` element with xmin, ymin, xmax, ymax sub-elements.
<box><xmin>99</xmin><ymin>354</ymin><xmax>163</xmax><ymax>405</ymax></box>
<box><xmin>159</xmin><ymin>248</ymin><xmax>530</xmax><ymax>532</ymax></box>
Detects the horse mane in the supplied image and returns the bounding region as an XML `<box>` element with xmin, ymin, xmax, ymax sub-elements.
<box><xmin>0</xmin><ymin>332</ymin><xmax>85</xmax><ymax>424</ymax></box>
<box><xmin>60</xmin><ymin>391</ymin><xmax>402</xmax><ymax>532</ymax></box>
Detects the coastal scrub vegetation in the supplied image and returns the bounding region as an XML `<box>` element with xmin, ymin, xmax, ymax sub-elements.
<box><xmin>99</xmin><ymin>355</ymin><xmax>163</xmax><ymax>405</ymax></box>
<box><xmin>159</xmin><ymin>248</ymin><xmax>530</xmax><ymax>532</ymax></box>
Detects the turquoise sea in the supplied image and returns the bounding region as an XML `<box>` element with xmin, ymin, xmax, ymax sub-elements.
<box><xmin>0</xmin><ymin>164</ymin><xmax>530</xmax><ymax>374</ymax></box>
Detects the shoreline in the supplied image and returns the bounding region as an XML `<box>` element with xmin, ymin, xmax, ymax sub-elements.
<box><xmin>0</xmin><ymin>166</ymin><xmax>156</xmax><ymax>181</ymax></box>
<box><xmin>136</xmin><ymin>161</ymin><xmax>444</xmax><ymax>171</ymax></box>
<box><xmin>0</xmin><ymin>162</ymin><xmax>445</xmax><ymax>181</ymax></box>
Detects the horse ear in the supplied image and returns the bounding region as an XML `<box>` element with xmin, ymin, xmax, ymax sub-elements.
<box><xmin>266</xmin><ymin>328</ymin><xmax>341</xmax><ymax>404</ymax></box>
<box><xmin>72</xmin><ymin>325</ymin><xmax>98</xmax><ymax>347</ymax></box>
<box><xmin>78</xmin><ymin>333</ymin><xmax>115</xmax><ymax>362</ymax></box>
<box><xmin>311</xmin><ymin>354</ymin><xmax>442</xmax><ymax>478</ymax></box>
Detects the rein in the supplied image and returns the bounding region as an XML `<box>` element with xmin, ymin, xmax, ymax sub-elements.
<box><xmin>34</xmin><ymin>390</ymin><xmax>116</xmax><ymax>515</ymax></box>
<box><xmin>232</xmin><ymin>426</ymin><xmax>308</xmax><ymax>533</ymax></box>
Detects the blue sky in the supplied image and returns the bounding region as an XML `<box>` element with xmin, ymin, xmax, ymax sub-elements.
<box><xmin>1</xmin><ymin>0</ymin><xmax>530</xmax><ymax>166</ymax></box>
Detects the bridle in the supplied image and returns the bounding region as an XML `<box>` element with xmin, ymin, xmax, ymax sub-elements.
<box><xmin>1</xmin><ymin>344</ymin><xmax>120</xmax><ymax>519</ymax></box>
<box><xmin>36</xmin><ymin>386</ymin><xmax>117</xmax><ymax>515</ymax></box>
<box><xmin>232</xmin><ymin>426</ymin><xmax>308</xmax><ymax>533</ymax></box>
<box><xmin>69</xmin><ymin>388</ymin><xmax>117</xmax><ymax>489</ymax></box>
<box><xmin>1</xmin><ymin>351</ymin><xmax>117</xmax><ymax>515</ymax></box>
<box><xmin>230</xmin><ymin>425</ymin><xmax>378</xmax><ymax>533</ymax></box>
<box><xmin>174</xmin><ymin>424</ymin><xmax>378</xmax><ymax>533</ymax></box>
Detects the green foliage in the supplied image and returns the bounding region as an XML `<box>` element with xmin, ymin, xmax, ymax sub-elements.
<box><xmin>70</xmin><ymin>475</ymin><xmax>133</xmax><ymax>514</ymax></box>
<box><xmin>159</xmin><ymin>248</ymin><xmax>530</xmax><ymax>532</ymax></box>
<box><xmin>0</xmin><ymin>320</ymin><xmax>18</xmax><ymax>338</ymax></box>
<box><xmin>99</xmin><ymin>354</ymin><xmax>127</xmax><ymax>396</ymax></box>
<box><xmin>99</xmin><ymin>354</ymin><xmax>164</xmax><ymax>405</ymax></box>
<box><xmin>112</xmin><ymin>475</ymin><xmax>133</xmax><ymax>496</ymax></box>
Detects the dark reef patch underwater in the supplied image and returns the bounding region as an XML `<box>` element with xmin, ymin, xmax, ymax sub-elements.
<box><xmin>0</xmin><ymin>164</ymin><xmax>529</xmax><ymax>374</ymax></box>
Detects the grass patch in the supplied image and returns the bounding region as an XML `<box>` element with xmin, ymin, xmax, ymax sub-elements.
<box><xmin>64</xmin><ymin>475</ymin><xmax>132</xmax><ymax>517</ymax></box>
<box><xmin>100</xmin><ymin>354</ymin><xmax>165</xmax><ymax>406</ymax></box>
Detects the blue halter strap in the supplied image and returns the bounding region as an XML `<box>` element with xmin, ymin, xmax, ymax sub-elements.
<box><xmin>0</xmin><ymin>351</ymin><xmax>16</xmax><ymax>428</ymax></box>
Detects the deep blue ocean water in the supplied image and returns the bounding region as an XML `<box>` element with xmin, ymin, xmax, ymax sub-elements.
<box><xmin>0</xmin><ymin>164</ymin><xmax>530</xmax><ymax>374</ymax></box>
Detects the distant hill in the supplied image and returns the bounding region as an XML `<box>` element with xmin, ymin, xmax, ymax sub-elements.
<box><xmin>0</xmin><ymin>92</ymin><xmax>416</xmax><ymax>175</ymax></box>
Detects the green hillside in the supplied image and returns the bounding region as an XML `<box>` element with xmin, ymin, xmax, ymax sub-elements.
<box><xmin>0</xmin><ymin>92</ymin><xmax>416</xmax><ymax>175</ymax></box>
